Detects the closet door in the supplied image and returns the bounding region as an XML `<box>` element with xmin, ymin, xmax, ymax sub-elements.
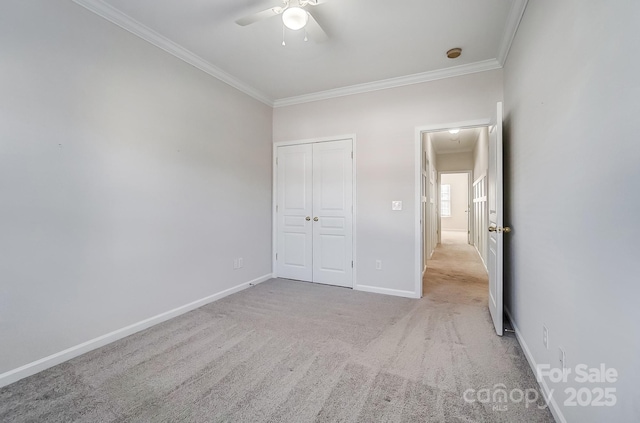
<box><xmin>276</xmin><ymin>144</ymin><xmax>313</xmax><ymax>281</ymax></box>
<box><xmin>312</xmin><ymin>140</ymin><xmax>353</xmax><ymax>287</ymax></box>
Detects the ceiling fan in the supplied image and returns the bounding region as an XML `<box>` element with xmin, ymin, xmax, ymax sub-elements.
<box><xmin>235</xmin><ymin>0</ymin><xmax>329</xmax><ymax>43</ymax></box>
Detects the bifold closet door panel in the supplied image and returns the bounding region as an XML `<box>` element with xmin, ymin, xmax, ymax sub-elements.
<box><xmin>276</xmin><ymin>144</ymin><xmax>313</xmax><ymax>282</ymax></box>
<box><xmin>312</xmin><ymin>140</ymin><xmax>353</xmax><ymax>287</ymax></box>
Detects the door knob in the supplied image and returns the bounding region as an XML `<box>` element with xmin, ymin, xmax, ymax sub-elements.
<box><xmin>313</xmin><ymin>217</ymin><xmax>319</xmax><ymax>222</ymax></box>
<box><xmin>305</xmin><ymin>216</ymin><xmax>311</xmax><ymax>221</ymax></box>
<box><xmin>489</xmin><ymin>226</ymin><xmax>511</xmax><ymax>233</ymax></box>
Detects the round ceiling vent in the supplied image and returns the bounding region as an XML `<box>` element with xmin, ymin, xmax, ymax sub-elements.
<box><xmin>446</xmin><ymin>48</ymin><xmax>462</xmax><ymax>59</ymax></box>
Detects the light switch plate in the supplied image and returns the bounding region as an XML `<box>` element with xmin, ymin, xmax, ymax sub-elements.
<box><xmin>392</xmin><ymin>201</ymin><xmax>402</xmax><ymax>211</ymax></box>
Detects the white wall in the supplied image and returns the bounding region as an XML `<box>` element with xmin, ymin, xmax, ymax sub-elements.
<box><xmin>436</xmin><ymin>152</ymin><xmax>473</xmax><ymax>172</ymax></box>
<box><xmin>471</xmin><ymin>127</ymin><xmax>488</xmax><ymax>265</ymax></box>
<box><xmin>0</xmin><ymin>0</ymin><xmax>273</xmax><ymax>377</ymax></box>
<box><xmin>273</xmin><ymin>70</ymin><xmax>503</xmax><ymax>296</ymax></box>
<box><xmin>472</xmin><ymin>127</ymin><xmax>489</xmax><ymax>182</ymax></box>
<box><xmin>440</xmin><ymin>173</ymin><xmax>468</xmax><ymax>232</ymax></box>
<box><xmin>504</xmin><ymin>1</ymin><xmax>640</xmax><ymax>421</ymax></box>
<box><xmin>422</xmin><ymin>133</ymin><xmax>438</xmax><ymax>263</ymax></box>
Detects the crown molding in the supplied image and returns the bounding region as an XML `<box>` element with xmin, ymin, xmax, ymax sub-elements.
<box><xmin>72</xmin><ymin>0</ymin><xmax>274</xmax><ymax>106</ymax></box>
<box><xmin>273</xmin><ymin>59</ymin><xmax>502</xmax><ymax>108</ymax></box>
<box><xmin>497</xmin><ymin>0</ymin><xmax>529</xmax><ymax>66</ymax></box>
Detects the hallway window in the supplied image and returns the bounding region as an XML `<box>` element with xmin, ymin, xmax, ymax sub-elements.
<box><xmin>441</xmin><ymin>184</ymin><xmax>451</xmax><ymax>217</ymax></box>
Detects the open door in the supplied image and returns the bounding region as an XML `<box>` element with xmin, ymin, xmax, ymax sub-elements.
<box><xmin>488</xmin><ymin>102</ymin><xmax>508</xmax><ymax>336</ymax></box>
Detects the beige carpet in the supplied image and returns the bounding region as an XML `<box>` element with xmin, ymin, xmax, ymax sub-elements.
<box><xmin>424</xmin><ymin>231</ymin><xmax>489</xmax><ymax>305</ymax></box>
<box><xmin>0</xmin><ymin>237</ymin><xmax>553</xmax><ymax>422</ymax></box>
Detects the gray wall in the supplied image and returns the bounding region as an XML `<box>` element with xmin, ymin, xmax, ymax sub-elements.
<box><xmin>504</xmin><ymin>1</ymin><xmax>640</xmax><ymax>421</ymax></box>
<box><xmin>0</xmin><ymin>0</ymin><xmax>273</xmax><ymax>374</ymax></box>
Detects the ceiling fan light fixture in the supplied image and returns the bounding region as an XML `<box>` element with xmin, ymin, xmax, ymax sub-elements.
<box><xmin>282</xmin><ymin>7</ymin><xmax>308</xmax><ymax>30</ymax></box>
<box><xmin>449</xmin><ymin>128</ymin><xmax>461</xmax><ymax>134</ymax></box>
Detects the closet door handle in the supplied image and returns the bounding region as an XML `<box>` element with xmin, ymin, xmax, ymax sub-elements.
<box><xmin>313</xmin><ymin>217</ymin><xmax>319</xmax><ymax>222</ymax></box>
<box><xmin>305</xmin><ymin>216</ymin><xmax>311</xmax><ymax>221</ymax></box>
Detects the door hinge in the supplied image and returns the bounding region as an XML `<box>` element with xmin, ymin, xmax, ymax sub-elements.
<box><xmin>276</xmin><ymin>253</ymin><xmax>278</xmax><ymax>260</ymax></box>
<box><xmin>351</xmin><ymin>261</ymin><xmax>354</xmax><ymax>268</ymax></box>
<box><xmin>276</xmin><ymin>205</ymin><xmax>278</xmax><ymax>212</ymax></box>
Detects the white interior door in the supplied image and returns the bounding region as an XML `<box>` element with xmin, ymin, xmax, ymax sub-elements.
<box><xmin>277</xmin><ymin>144</ymin><xmax>313</xmax><ymax>282</ymax></box>
<box><xmin>312</xmin><ymin>140</ymin><xmax>353</xmax><ymax>287</ymax></box>
<box><xmin>488</xmin><ymin>102</ymin><xmax>505</xmax><ymax>336</ymax></box>
<box><xmin>276</xmin><ymin>140</ymin><xmax>353</xmax><ymax>288</ymax></box>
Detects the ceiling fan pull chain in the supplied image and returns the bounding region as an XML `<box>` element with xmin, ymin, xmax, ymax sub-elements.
<box><xmin>304</xmin><ymin>28</ymin><xmax>308</xmax><ymax>42</ymax></box>
<box><xmin>282</xmin><ymin>23</ymin><xmax>286</xmax><ymax>46</ymax></box>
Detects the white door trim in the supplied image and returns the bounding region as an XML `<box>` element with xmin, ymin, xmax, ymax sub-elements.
<box><xmin>272</xmin><ymin>134</ymin><xmax>357</xmax><ymax>287</ymax></box>
<box><xmin>414</xmin><ymin>119</ymin><xmax>490</xmax><ymax>298</ymax></box>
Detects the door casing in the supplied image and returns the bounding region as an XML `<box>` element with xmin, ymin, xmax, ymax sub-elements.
<box><xmin>415</xmin><ymin>119</ymin><xmax>491</xmax><ymax>298</ymax></box>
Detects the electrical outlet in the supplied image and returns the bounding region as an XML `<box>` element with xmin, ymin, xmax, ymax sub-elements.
<box><xmin>375</xmin><ymin>260</ymin><xmax>382</xmax><ymax>270</ymax></box>
<box><xmin>542</xmin><ymin>325</ymin><xmax>549</xmax><ymax>349</ymax></box>
<box><xmin>233</xmin><ymin>258</ymin><xmax>238</xmax><ymax>269</ymax></box>
<box><xmin>238</xmin><ymin>257</ymin><xmax>243</xmax><ymax>268</ymax></box>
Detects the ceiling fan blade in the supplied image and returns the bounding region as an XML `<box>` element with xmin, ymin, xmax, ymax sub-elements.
<box><xmin>306</xmin><ymin>11</ymin><xmax>328</xmax><ymax>42</ymax></box>
<box><xmin>235</xmin><ymin>7</ymin><xmax>283</xmax><ymax>26</ymax></box>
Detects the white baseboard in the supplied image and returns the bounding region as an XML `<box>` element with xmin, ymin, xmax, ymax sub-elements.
<box><xmin>505</xmin><ymin>307</ymin><xmax>566</xmax><ymax>423</ymax></box>
<box><xmin>354</xmin><ymin>284</ymin><xmax>419</xmax><ymax>299</ymax></box>
<box><xmin>0</xmin><ymin>273</ymin><xmax>273</xmax><ymax>388</ymax></box>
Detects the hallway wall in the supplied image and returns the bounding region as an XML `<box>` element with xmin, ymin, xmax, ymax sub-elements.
<box><xmin>471</xmin><ymin>127</ymin><xmax>488</xmax><ymax>265</ymax></box>
<box><xmin>472</xmin><ymin>127</ymin><xmax>489</xmax><ymax>182</ymax></box>
<box><xmin>503</xmin><ymin>1</ymin><xmax>640</xmax><ymax>421</ymax></box>
<box><xmin>436</xmin><ymin>152</ymin><xmax>473</xmax><ymax>172</ymax></box>
<box><xmin>422</xmin><ymin>133</ymin><xmax>438</xmax><ymax>264</ymax></box>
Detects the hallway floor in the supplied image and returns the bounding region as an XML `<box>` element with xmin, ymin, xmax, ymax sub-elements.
<box><xmin>423</xmin><ymin>230</ymin><xmax>489</xmax><ymax>304</ymax></box>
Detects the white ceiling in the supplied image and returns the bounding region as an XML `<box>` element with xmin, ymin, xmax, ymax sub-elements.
<box><xmin>431</xmin><ymin>128</ymin><xmax>480</xmax><ymax>154</ymax></box>
<box><xmin>74</xmin><ymin>0</ymin><xmax>526</xmax><ymax>106</ymax></box>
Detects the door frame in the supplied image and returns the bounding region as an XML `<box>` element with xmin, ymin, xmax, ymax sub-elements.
<box><xmin>438</xmin><ymin>170</ymin><xmax>473</xmax><ymax>244</ymax></box>
<box><xmin>414</xmin><ymin>119</ymin><xmax>490</xmax><ymax>298</ymax></box>
<box><xmin>272</xmin><ymin>134</ymin><xmax>357</xmax><ymax>287</ymax></box>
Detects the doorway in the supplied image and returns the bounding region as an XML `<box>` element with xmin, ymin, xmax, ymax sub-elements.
<box><xmin>439</xmin><ymin>172</ymin><xmax>472</xmax><ymax>246</ymax></box>
<box><xmin>414</xmin><ymin>120</ymin><xmax>491</xmax><ymax>298</ymax></box>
